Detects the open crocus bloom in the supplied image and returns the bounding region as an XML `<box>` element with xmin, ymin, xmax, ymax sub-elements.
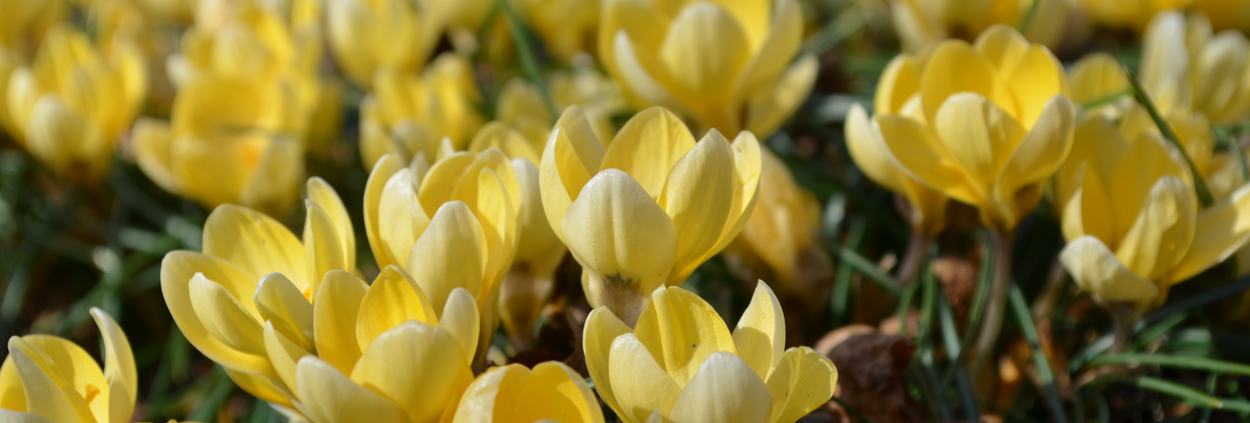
<box><xmin>0</xmin><ymin>308</ymin><xmax>136</xmax><ymax>423</ymax></box>
<box><xmin>540</xmin><ymin>106</ymin><xmax>761</xmax><ymax>324</ymax></box>
<box><xmin>364</xmin><ymin>149</ymin><xmax>519</xmax><ymax>361</ymax></box>
<box><xmin>451</xmin><ymin>361</ymin><xmax>604</xmax><ymax>423</ymax></box>
<box><xmin>1141</xmin><ymin>10</ymin><xmax>1250</xmax><ymax>124</ymax></box>
<box><xmin>6</xmin><ymin>24</ymin><xmax>145</xmax><ymax>184</ymax></box>
<box><xmin>1059</xmin><ymin>116</ymin><xmax>1250</xmax><ymax>311</ymax></box>
<box><xmin>325</xmin><ymin>0</ymin><xmax>442</xmax><ymax>88</ymax></box>
<box><xmin>862</xmin><ymin>25</ymin><xmax>1076</xmax><ymax>233</ymax></box>
<box><xmin>359</xmin><ymin>53</ymin><xmax>483</xmax><ymax>169</ymax></box>
<box><xmin>583</xmin><ymin>282</ymin><xmax>836</xmax><ymax>423</ymax></box>
<box><xmin>888</xmin><ymin>0</ymin><xmax>1071</xmax><ymax>52</ymax></box>
<box><xmin>598</xmin><ymin>0</ymin><xmax>817</xmax><ymax>137</ymax></box>
<box><xmin>846</xmin><ymin>103</ymin><xmax>949</xmax><ymax>237</ymax></box>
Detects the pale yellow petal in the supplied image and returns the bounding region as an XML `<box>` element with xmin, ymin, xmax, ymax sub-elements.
<box><xmin>764</xmin><ymin>347</ymin><xmax>838</xmax><ymax>423</ymax></box>
<box><xmin>438</xmin><ymin>287</ymin><xmax>480</xmax><ymax>366</ymax></box>
<box><xmin>933</xmin><ymin>92</ymin><xmax>1027</xmax><ymax>185</ymax></box>
<box><xmin>264</xmin><ymin>321</ymin><xmax>311</xmax><ymax>396</ymax></box>
<box><xmin>313</xmin><ymin>270</ymin><xmax>368</xmax><ymax>374</ymax></box>
<box><xmin>254</xmin><ymin>273</ymin><xmax>315</xmax><ymax>351</ymax></box>
<box><xmin>633</xmin><ymin>286</ymin><xmax>737</xmax><ymax>387</ymax></box>
<box><xmin>89</xmin><ymin>308</ymin><xmax>136</xmax><ymax>423</ymax></box>
<box><xmin>377</xmin><ymin>167</ymin><xmax>431</xmax><ymax>272</ymax></box>
<box><xmin>732</xmin><ymin>281</ymin><xmax>784</xmax><ymax>381</ymax></box>
<box><xmin>601</xmin><ymin>107</ymin><xmax>696</xmax><ymax>199</ymax></box>
<box><xmin>304</xmin><ymin>200</ymin><xmax>348</xmax><ymax>295</ymax></box>
<box><xmin>190</xmin><ymin>273</ymin><xmax>266</xmax><ymax>356</ymax></box>
<box><xmin>875</xmin><ymin>115</ymin><xmax>981</xmax><ymax>205</ymax></box>
<box><xmin>355</xmin><ymin>266</ymin><xmax>436</xmax><ymax>353</ymax></box>
<box><xmin>608</xmin><ymin>333</ymin><xmax>682</xmax><ymax>422</ymax></box>
<box><xmin>7</xmin><ymin>337</ymin><xmax>93</xmax><ymax>423</ymax></box>
<box><xmin>658</xmin><ymin>2</ymin><xmax>750</xmax><ymax>98</ymax></box>
<box><xmin>920</xmin><ymin>40</ymin><xmax>1007</xmax><ymax>126</ymax></box>
<box><xmin>307</xmin><ymin>177</ymin><xmax>356</xmax><ymax>269</ymax></box>
<box><xmin>658</xmin><ymin>130</ymin><xmax>736</xmax><ymax>282</ymax></box>
<box><xmin>202</xmin><ymin>204</ymin><xmax>308</xmax><ymax>288</ymax></box>
<box><xmin>1115</xmin><ymin>176</ymin><xmax>1196</xmax><ymax>282</ymax></box>
<box><xmin>582</xmin><ymin>308</ymin><xmax>633</xmax><ymax>420</ymax></box>
<box><xmin>1060</xmin><ymin>236</ymin><xmax>1160</xmax><ymax>303</ymax></box>
<box><xmin>540</xmin><ymin>107</ymin><xmax>606</xmax><ymax>242</ymax></box>
<box><xmin>745</xmin><ymin>54</ymin><xmax>818</xmax><ymax>137</ymax></box>
<box><xmin>160</xmin><ymin>252</ymin><xmax>272</xmax><ymax>373</ymax></box>
<box><xmin>406</xmin><ymin>201</ymin><xmax>488</xmax><ymax>311</ymax></box>
<box><xmin>350</xmin><ymin>321</ymin><xmax>473</xmax><ymax>423</ymax></box>
<box><xmin>364</xmin><ymin>154</ymin><xmax>406</xmax><ymax>269</ymax></box>
<box><xmin>1171</xmin><ymin>184</ymin><xmax>1250</xmax><ymax>282</ymax></box>
<box><xmin>667</xmin><ymin>352</ymin><xmax>773</xmax><ymax>423</ymax></box>
<box><xmin>295</xmin><ymin>357</ymin><xmax>412</xmax><ymax>423</ymax></box>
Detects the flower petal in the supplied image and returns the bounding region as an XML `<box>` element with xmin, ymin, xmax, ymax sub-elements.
<box><xmin>582</xmin><ymin>307</ymin><xmax>633</xmax><ymax>420</ymax></box>
<box><xmin>438</xmin><ymin>287</ymin><xmax>481</xmax><ymax>366</ymax></box>
<box><xmin>160</xmin><ymin>251</ymin><xmax>271</xmax><ymax>373</ymax></box>
<box><xmin>659</xmin><ymin>130</ymin><xmax>736</xmax><ymax>282</ymax></box>
<box><xmin>355</xmin><ymin>266</ymin><xmax>436</xmax><ymax>353</ymax></box>
<box><xmin>1061</xmin><ymin>236</ymin><xmax>1160</xmax><ymax>303</ymax></box>
<box><xmin>7</xmin><ymin>337</ymin><xmax>94</xmax><ymax>422</ymax></box>
<box><xmin>364</xmin><ymin>154</ymin><xmax>406</xmax><ymax>269</ymax></box>
<box><xmin>350</xmin><ymin>321</ymin><xmax>474</xmax><ymax>423</ymax></box>
<box><xmin>264</xmin><ymin>321</ymin><xmax>311</xmax><ymax>396</ymax></box>
<box><xmin>667</xmin><ymin>352</ymin><xmax>773</xmax><ymax>423</ymax></box>
<box><xmin>89</xmin><ymin>308</ymin><xmax>136</xmax><ymax>423</ymax></box>
<box><xmin>1171</xmin><ymin>184</ymin><xmax>1250</xmax><ymax>282</ymax></box>
<box><xmin>304</xmin><ymin>200</ymin><xmax>349</xmax><ymax>295</ymax></box>
<box><xmin>203</xmin><ymin>204</ymin><xmax>307</xmax><ymax>288</ymax></box>
<box><xmin>313</xmin><ymin>270</ymin><xmax>368</xmax><ymax>374</ymax></box>
<box><xmin>307</xmin><ymin>177</ymin><xmax>356</xmax><ymax>270</ymax></box>
<box><xmin>633</xmin><ymin>286</ymin><xmax>737</xmax><ymax>387</ymax></box>
<box><xmin>601</xmin><ymin>107</ymin><xmax>697</xmax><ymax>199</ymax></box>
<box><xmin>764</xmin><ymin>347</ymin><xmax>838</xmax><ymax>423</ymax></box>
<box><xmin>920</xmin><ymin>40</ymin><xmax>1007</xmax><ymax>126</ymax></box>
<box><xmin>540</xmin><ymin>106</ymin><xmax>606</xmax><ymax>243</ymax></box>
<box><xmin>608</xmin><ymin>333</ymin><xmax>682</xmax><ymax>422</ymax></box>
<box><xmin>295</xmin><ymin>357</ymin><xmax>412</xmax><ymax>423</ymax></box>
<box><xmin>407</xmin><ymin>201</ymin><xmax>488</xmax><ymax>311</ymax></box>
<box><xmin>377</xmin><ymin>167</ymin><xmax>432</xmax><ymax>273</ymax></box>
<box><xmin>733</xmin><ymin>281</ymin><xmax>784</xmax><ymax>381</ymax></box>
<box><xmin>658</xmin><ymin>2</ymin><xmax>750</xmax><ymax>98</ymax></box>
<box><xmin>1115</xmin><ymin>176</ymin><xmax>1196</xmax><ymax>282</ymax></box>
<box><xmin>875</xmin><ymin>115</ymin><xmax>980</xmax><ymax>206</ymax></box>
<box><xmin>745</xmin><ymin>54</ymin><xmax>818</xmax><ymax>137</ymax></box>
<box><xmin>255</xmin><ymin>273</ymin><xmax>315</xmax><ymax>351</ymax></box>
<box><xmin>190</xmin><ymin>273</ymin><xmax>266</xmax><ymax>356</ymax></box>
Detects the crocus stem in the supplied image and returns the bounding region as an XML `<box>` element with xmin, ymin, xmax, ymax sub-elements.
<box><xmin>970</xmin><ymin>229</ymin><xmax>1013</xmax><ymax>381</ymax></box>
<box><xmin>896</xmin><ymin>230</ymin><xmax>932</xmax><ymax>288</ymax></box>
<box><xmin>1110</xmin><ymin>303</ymin><xmax>1135</xmax><ymax>354</ymax></box>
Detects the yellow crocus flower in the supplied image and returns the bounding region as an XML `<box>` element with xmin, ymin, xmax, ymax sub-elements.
<box><xmin>1067</xmin><ymin>52</ymin><xmax>1132</xmax><ymax>119</ymax></box>
<box><xmin>598</xmin><ymin>0</ymin><xmax>818</xmax><ymax>137</ymax></box>
<box><xmin>1193</xmin><ymin>0</ymin><xmax>1250</xmax><ymax>32</ymax></box>
<box><xmin>862</xmin><ymin>25</ymin><xmax>1076</xmax><ymax>233</ymax></box>
<box><xmin>514</xmin><ymin>0</ymin><xmax>601</xmax><ymax>63</ymax></box>
<box><xmin>889</xmin><ymin>0</ymin><xmax>1072</xmax><ymax>52</ymax></box>
<box><xmin>364</xmin><ymin>149</ymin><xmax>520</xmax><ymax>362</ymax></box>
<box><xmin>1073</xmin><ymin>0</ymin><xmax>1191</xmax><ymax>30</ymax></box>
<box><xmin>1141</xmin><ymin>10</ymin><xmax>1250</xmax><ymax>124</ymax></box>
<box><xmin>0</xmin><ymin>0</ymin><xmax>66</xmax><ymax>57</ymax></box>
<box><xmin>583</xmin><ymin>281</ymin><xmax>837</xmax><ymax>423</ymax></box>
<box><xmin>450</xmin><ymin>361</ymin><xmax>604</xmax><ymax>423</ymax></box>
<box><xmin>359</xmin><ymin>53</ymin><xmax>484</xmax><ymax>169</ymax></box>
<box><xmin>326</xmin><ymin>0</ymin><xmax>443</xmax><ymax>88</ymax></box>
<box><xmin>1059</xmin><ymin>115</ymin><xmax>1250</xmax><ymax>311</ymax></box>
<box><xmin>845</xmin><ymin>97</ymin><xmax>948</xmax><ymax>236</ymax></box>
<box><xmin>732</xmin><ymin>148</ymin><xmax>833</xmax><ymax>303</ymax></box>
<box><xmin>5</xmin><ymin>24</ymin><xmax>146</xmax><ymax>184</ymax></box>
<box><xmin>540</xmin><ymin>106</ymin><xmax>761</xmax><ymax>324</ymax></box>
<box><xmin>133</xmin><ymin>75</ymin><xmax>304</xmax><ymax>215</ymax></box>
<box><xmin>0</xmin><ymin>308</ymin><xmax>136</xmax><ymax>423</ymax></box>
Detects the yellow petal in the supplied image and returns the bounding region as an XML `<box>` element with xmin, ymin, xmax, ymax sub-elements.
<box><xmin>304</xmin><ymin>200</ymin><xmax>348</xmax><ymax>295</ymax></box>
<box><xmin>12</xmin><ymin>333</ymin><xmax>111</xmax><ymax>423</ymax></box>
<box><xmin>991</xmin><ymin>95</ymin><xmax>1076</xmax><ymax>229</ymax></box>
<box><xmin>7</xmin><ymin>337</ymin><xmax>94</xmax><ymax>423</ymax></box>
<box><xmin>633</xmin><ymin>286</ymin><xmax>737</xmax><ymax>387</ymax></box>
<box><xmin>407</xmin><ymin>201</ymin><xmax>488</xmax><ymax>311</ymax></box>
<box><xmin>295</xmin><ymin>357</ymin><xmax>411</xmax><ymax>423</ymax></box>
<box><xmin>377</xmin><ymin>167</ymin><xmax>431</xmax><ymax>272</ymax></box>
<box><xmin>667</xmin><ymin>352</ymin><xmax>773</xmax><ymax>423</ymax></box>
<box><xmin>468</xmin><ymin>121</ymin><xmax>541</xmax><ymax>164</ymax></box>
<box><xmin>874</xmin><ymin>55</ymin><xmax>922</xmax><ymax>116</ymax></box>
<box><xmin>1068</xmin><ymin>53</ymin><xmax>1129</xmax><ymax>109</ymax></box>
<box><xmin>1140</xmin><ymin>11</ymin><xmax>1191</xmax><ymax>116</ymax></box>
<box><xmin>254</xmin><ymin>273</ymin><xmax>315</xmax><ymax>351</ymax></box>
<box><xmin>933</xmin><ymin>92</ymin><xmax>1027</xmax><ymax>185</ymax></box>
<box><xmin>609</xmin><ymin>29</ymin><xmax>701</xmax><ymax>125</ymax></box>
<box><xmin>540</xmin><ymin>106</ymin><xmax>606</xmax><ymax>242</ymax></box>
<box><xmin>706</xmin><ymin>130</ymin><xmax>764</xmax><ymax>257</ymax></box>
<box><xmin>224</xmin><ymin>368</ymin><xmax>295</xmax><ymax>408</ymax></box>
<box><xmin>561</xmin><ymin>170</ymin><xmax>678</xmax><ymax>314</ymax></box>
<box><xmin>1003</xmin><ymin>45</ymin><xmax>1070</xmax><ymax>128</ymax></box>
<box><xmin>1060</xmin><ymin>236</ymin><xmax>1160</xmax><ymax>303</ymax></box>
<box><xmin>974</xmin><ymin>25</ymin><xmax>1031</xmax><ymax>78</ymax></box>
<box><xmin>132</xmin><ymin>118</ymin><xmax>181</xmax><ymax>194</ymax></box>
<box><xmin>733</xmin><ymin>0</ymin><xmax>802</xmax><ymax>100</ymax></box>
<box><xmin>203</xmin><ymin>204</ymin><xmax>308</xmax><ymax>288</ymax></box>
<box><xmin>451</xmin><ymin>364</ymin><xmax>523</xmax><ymax>423</ymax></box>
<box><xmin>307</xmin><ymin>177</ymin><xmax>356</xmax><ymax>270</ymax></box>
<box><xmin>920</xmin><ymin>40</ymin><xmax>1007</xmax><ymax>126</ymax></box>
<box><xmin>764</xmin><ymin>347</ymin><xmax>838</xmax><ymax>423</ymax></box>
<box><xmin>582</xmin><ymin>307</ymin><xmax>633</xmax><ymax>420</ymax></box>
<box><xmin>160</xmin><ymin>252</ymin><xmax>272</xmax><ymax>373</ymax></box>
<box><xmin>89</xmin><ymin>308</ymin><xmax>136</xmax><ymax>423</ymax></box>
<box><xmin>658</xmin><ymin>130</ymin><xmax>736</xmax><ymax>282</ymax></box>
<box><xmin>1171</xmin><ymin>184</ymin><xmax>1250</xmax><ymax>282</ymax></box>
<box><xmin>190</xmin><ymin>273</ymin><xmax>266</xmax><ymax>356</ymax></box>
<box><xmin>350</xmin><ymin>321</ymin><xmax>473</xmax><ymax>423</ymax></box>
<box><xmin>438</xmin><ymin>287</ymin><xmax>481</xmax><ymax>366</ymax></box>
<box><xmin>355</xmin><ymin>266</ymin><xmax>436</xmax><ymax>353</ymax></box>
<box><xmin>745</xmin><ymin>54</ymin><xmax>818</xmax><ymax>137</ymax></box>
<box><xmin>846</xmin><ymin>104</ymin><xmax>910</xmax><ymax>195</ymax></box>
<box><xmin>264</xmin><ymin>321</ymin><xmax>311</xmax><ymax>396</ymax></box>
<box><xmin>313</xmin><ymin>270</ymin><xmax>368</xmax><ymax>375</ymax></box>
<box><xmin>608</xmin><ymin>333</ymin><xmax>682</xmax><ymax>422</ymax></box>
<box><xmin>0</xmin><ymin>410</ymin><xmax>57</xmax><ymax>423</ymax></box>
<box><xmin>732</xmin><ymin>282</ymin><xmax>784</xmax><ymax>381</ymax></box>
<box><xmin>236</xmin><ymin>134</ymin><xmax>305</xmax><ymax>214</ymax></box>
<box><xmin>364</xmin><ymin>154</ymin><xmax>406</xmax><ymax>269</ymax></box>
<box><xmin>516</xmin><ymin>362</ymin><xmax>604</xmax><ymax>423</ymax></box>
<box><xmin>1115</xmin><ymin>176</ymin><xmax>1196</xmax><ymax>282</ymax></box>
<box><xmin>1109</xmin><ymin>135</ymin><xmax>1188</xmax><ymax>240</ymax></box>
<box><xmin>658</xmin><ymin>2</ymin><xmax>749</xmax><ymax>98</ymax></box>
<box><xmin>602</xmin><ymin>107</ymin><xmax>697</xmax><ymax>199</ymax></box>
<box><xmin>875</xmin><ymin>115</ymin><xmax>981</xmax><ymax>205</ymax></box>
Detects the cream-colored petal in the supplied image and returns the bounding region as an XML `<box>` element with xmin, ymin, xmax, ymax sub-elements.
<box><xmin>608</xmin><ymin>334</ymin><xmax>682</xmax><ymax>422</ymax></box>
<box><xmin>667</xmin><ymin>352</ymin><xmax>773</xmax><ymax>423</ymax></box>
<box><xmin>633</xmin><ymin>286</ymin><xmax>737</xmax><ymax>387</ymax></box>
<box><xmin>189</xmin><ymin>273</ymin><xmax>265</xmax><ymax>356</ymax></box>
<box><xmin>1068</xmin><ymin>53</ymin><xmax>1129</xmax><ymax>109</ymax></box>
<box><xmin>540</xmin><ymin>107</ymin><xmax>606</xmax><ymax>242</ymax></box>
<box><xmin>264</xmin><ymin>321</ymin><xmax>311</xmax><ymax>396</ymax></box>
<box><xmin>1060</xmin><ymin>236</ymin><xmax>1160</xmax><ymax>303</ymax></box>
<box><xmin>764</xmin><ymin>347</ymin><xmax>838</xmax><ymax>423</ymax></box>
<box><xmin>733</xmin><ymin>0</ymin><xmax>802</xmax><ymax>101</ymax></box>
<box><xmin>407</xmin><ymin>201</ymin><xmax>488</xmax><ymax>311</ymax></box>
<box><xmin>350</xmin><ymin>321</ymin><xmax>474</xmax><ymax>423</ymax></box>
<box><xmin>313</xmin><ymin>270</ymin><xmax>368</xmax><ymax>374</ymax></box>
<box><xmin>202</xmin><ymin>204</ymin><xmax>308</xmax><ymax>288</ymax></box>
<box><xmin>658</xmin><ymin>130</ymin><xmax>736</xmax><ymax>282</ymax></box>
<box><xmin>1141</xmin><ymin>11</ymin><xmax>1191</xmax><ymax>115</ymax></box>
<box><xmin>438</xmin><ymin>287</ymin><xmax>480</xmax><ymax>366</ymax></box>
<box><xmin>377</xmin><ymin>167</ymin><xmax>432</xmax><ymax>272</ymax></box>
<box><xmin>874</xmin><ymin>55</ymin><xmax>922</xmax><ymax>116</ymax></box>
<box><xmin>355</xmin><ymin>266</ymin><xmax>436</xmax><ymax>353</ymax></box>
<box><xmin>562</xmin><ymin>170</ymin><xmax>678</xmax><ymax>311</ymax></box>
<box><xmin>582</xmin><ymin>308</ymin><xmax>633</xmax><ymax>420</ymax></box>
<box><xmin>364</xmin><ymin>154</ymin><xmax>406</xmax><ymax>269</ymax></box>
<box><xmin>160</xmin><ymin>252</ymin><xmax>272</xmax><ymax>373</ymax></box>
<box><xmin>732</xmin><ymin>281</ymin><xmax>784</xmax><ymax>381</ymax></box>
<box><xmin>295</xmin><ymin>357</ymin><xmax>412</xmax><ymax>423</ymax></box>
<box><xmin>1171</xmin><ymin>184</ymin><xmax>1250</xmax><ymax>282</ymax></box>
<box><xmin>601</xmin><ymin>107</ymin><xmax>697</xmax><ymax>199</ymax></box>
<box><xmin>254</xmin><ymin>273</ymin><xmax>315</xmax><ymax>351</ymax></box>
<box><xmin>307</xmin><ymin>177</ymin><xmax>356</xmax><ymax>269</ymax></box>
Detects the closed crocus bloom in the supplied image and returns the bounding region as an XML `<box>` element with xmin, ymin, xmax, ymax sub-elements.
<box><xmin>6</xmin><ymin>24</ymin><xmax>146</xmax><ymax>184</ymax></box>
<box><xmin>598</xmin><ymin>0</ymin><xmax>818</xmax><ymax>137</ymax></box>
<box><xmin>515</xmin><ymin>0</ymin><xmax>601</xmax><ymax>63</ymax></box>
<box><xmin>1068</xmin><ymin>52</ymin><xmax>1132</xmax><ymax>119</ymax></box>
<box><xmin>540</xmin><ymin>106</ymin><xmax>761</xmax><ymax>324</ymax></box>
<box><xmin>327</xmin><ymin>0</ymin><xmax>442</xmax><ymax>88</ymax></box>
<box><xmin>467</xmin><ymin>123</ymin><xmax>568</xmax><ymax>350</ymax></box>
<box><xmin>865</xmin><ymin>25</ymin><xmax>1076</xmax><ymax>233</ymax></box>
<box><xmin>732</xmin><ymin>148</ymin><xmax>832</xmax><ymax>303</ymax></box>
<box><xmin>1074</xmin><ymin>0</ymin><xmax>1191</xmax><ymax>29</ymax></box>
<box><xmin>889</xmin><ymin>0</ymin><xmax>1072</xmax><ymax>52</ymax></box>
<box><xmin>133</xmin><ymin>75</ymin><xmax>304</xmax><ymax>214</ymax></box>
<box><xmin>0</xmin><ymin>309</ymin><xmax>135</xmax><ymax>423</ymax></box>
<box><xmin>161</xmin><ymin>177</ymin><xmax>359</xmax><ymax>417</ymax></box>
<box><xmin>359</xmin><ymin>53</ymin><xmax>484</xmax><ymax>169</ymax></box>
<box><xmin>1059</xmin><ymin>116</ymin><xmax>1250</xmax><ymax>312</ymax></box>
<box><xmin>583</xmin><ymin>282</ymin><xmax>837</xmax><ymax>423</ymax></box>
<box><xmin>364</xmin><ymin>149</ymin><xmax>520</xmax><ymax>362</ymax></box>
<box><xmin>451</xmin><ymin>361</ymin><xmax>604</xmax><ymax>423</ymax></box>
<box><xmin>1142</xmin><ymin>10</ymin><xmax>1250</xmax><ymax>124</ymax></box>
